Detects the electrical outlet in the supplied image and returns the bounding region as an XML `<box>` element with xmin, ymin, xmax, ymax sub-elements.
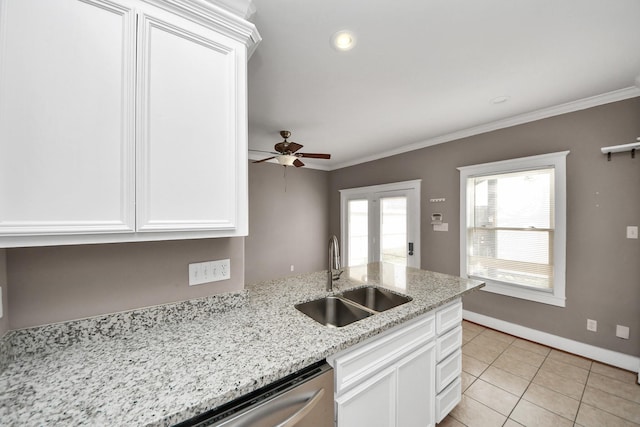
<box><xmin>189</xmin><ymin>259</ymin><xmax>231</xmax><ymax>286</ymax></box>
<box><xmin>217</xmin><ymin>259</ymin><xmax>230</xmax><ymax>281</ymax></box>
<box><xmin>290</xmin><ymin>265</ymin><xmax>295</xmax><ymax>272</ymax></box>
<box><xmin>627</xmin><ymin>226</ymin><xmax>638</xmax><ymax>239</ymax></box>
<box><xmin>587</xmin><ymin>319</ymin><xmax>597</xmax><ymax>332</ymax></box>
<box><xmin>616</xmin><ymin>325</ymin><xmax>630</xmax><ymax>339</ymax></box>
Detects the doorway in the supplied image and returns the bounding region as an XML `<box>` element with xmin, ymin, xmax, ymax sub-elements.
<box><xmin>340</xmin><ymin>180</ymin><xmax>421</xmax><ymax>268</ymax></box>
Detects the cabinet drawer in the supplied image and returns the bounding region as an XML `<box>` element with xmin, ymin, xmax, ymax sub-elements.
<box><xmin>435</xmin><ymin>376</ymin><xmax>461</xmax><ymax>423</ymax></box>
<box><xmin>436</xmin><ymin>349</ymin><xmax>461</xmax><ymax>393</ymax></box>
<box><xmin>436</xmin><ymin>325</ymin><xmax>462</xmax><ymax>362</ymax></box>
<box><xmin>436</xmin><ymin>299</ymin><xmax>462</xmax><ymax>335</ymax></box>
<box><xmin>331</xmin><ymin>313</ymin><xmax>435</xmax><ymax>395</ymax></box>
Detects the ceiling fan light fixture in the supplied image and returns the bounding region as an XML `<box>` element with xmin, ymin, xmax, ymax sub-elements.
<box><xmin>331</xmin><ymin>30</ymin><xmax>356</xmax><ymax>51</ymax></box>
<box><xmin>276</xmin><ymin>154</ymin><xmax>297</xmax><ymax>166</ymax></box>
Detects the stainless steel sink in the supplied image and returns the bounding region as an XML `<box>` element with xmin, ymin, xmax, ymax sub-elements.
<box><xmin>295</xmin><ymin>287</ymin><xmax>412</xmax><ymax>327</ymax></box>
<box><xmin>341</xmin><ymin>286</ymin><xmax>412</xmax><ymax>312</ymax></box>
<box><xmin>295</xmin><ymin>296</ymin><xmax>373</xmax><ymax>328</ymax></box>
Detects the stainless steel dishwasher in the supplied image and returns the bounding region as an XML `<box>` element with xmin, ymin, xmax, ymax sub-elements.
<box><xmin>175</xmin><ymin>361</ymin><xmax>334</xmax><ymax>427</ymax></box>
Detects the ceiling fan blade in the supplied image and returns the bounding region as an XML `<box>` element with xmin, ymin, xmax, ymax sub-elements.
<box><xmin>297</xmin><ymin>153</ymin><xmax>331</xmax><ymax>159</ymax></box>
<box><xmin>249</xmin><ymin>149</ymin><xmax>279</xmax><ymax>155</ymax></box>
<box><xmin>293</xmin><ymin>159</ymin><xmax>305</xmax><ymax>167</ymax></box>
<box><xmin>252</xmin><ymin>156</ymin><xmax>275</xmax><ymax>163</ymax></box>
<box><xmin>274</xmin><ymin>141</ymin><xmax>304</xmax><ymax>154</ymax></box>
<box><xmin>288</xmin><ymin>142</ymin><xmax>304</xmax><ymax>153</ymax></box>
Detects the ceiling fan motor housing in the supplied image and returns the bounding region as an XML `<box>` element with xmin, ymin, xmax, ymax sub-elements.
<box><xmin>280</xmin><ymin>130</ymin><xmax>291</xmax><ymax>140</ymax></box>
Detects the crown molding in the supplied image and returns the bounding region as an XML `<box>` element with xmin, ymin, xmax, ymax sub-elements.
<box><xmin>330</xmin><ymin>86</ymin><xmax>640</xmax><ymax>171</ymax></box>
<box><xmin>210</xmin><ymin>0</ymin><xmax>255</xmax><ymax>20</ymax></box>
<box><xmin>142</xmin><ymin>0</ymin><xmax>261</xmax><ymax>56</ymax></box>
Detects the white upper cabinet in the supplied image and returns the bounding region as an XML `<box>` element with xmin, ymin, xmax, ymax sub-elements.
<box><xmin>136</xmin><ymin>8</ymin><xmax>243</xmax><ymax>232</ymax></box>
<box><xmin>0</xmin><ymin>0</ymin><xmax>137</xmax><ymax>237</ymax></box>
<box><xmin>0</xmin><ymin>0</ymin><xmax>259</xmax><ymax>247</ymax></box>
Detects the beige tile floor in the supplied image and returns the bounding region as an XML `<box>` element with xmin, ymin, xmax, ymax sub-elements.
<box><xmin>438</xmin><ymin>321</ymin><xmax>640</xmax><ymax>427</ymax></box>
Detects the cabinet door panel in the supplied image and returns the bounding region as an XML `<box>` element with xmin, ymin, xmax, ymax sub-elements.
<box><xmin>0</xmin><ymin>0</ymin><xmax>136</xmax><ymax>235</ymax></box>
<box><xmin>136</xmin><ymin>11</ymin><xmax>243</xmax><ymax>232</ymax></box>
<box><xmin>397</xmin><ymin>342</ymin><xmax>436</xmax><ymax>427</ymax></box>
<box><xmin>336</xmin><ymin>365</ymin><xmax>396</xmax><ymax>427</ymax></box>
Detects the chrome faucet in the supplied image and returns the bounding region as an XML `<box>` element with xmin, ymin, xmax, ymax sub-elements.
<box><xmin>327</xmin><ymin>235</ymin><xmax>343</xmax><ymax>291</ymax></box>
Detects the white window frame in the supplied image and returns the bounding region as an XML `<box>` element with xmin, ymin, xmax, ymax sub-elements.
<box><xmin>340</xmin><ymin>180</ymin><xmax>421</xmax><ymax>268</ymax></box>
<box><xmin>458</xmin><ymin>151</ymin><xmax>569</xmax><ymax>307</ymax></box>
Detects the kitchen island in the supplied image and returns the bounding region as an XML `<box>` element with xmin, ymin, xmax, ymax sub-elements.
<box><xmin>0</xmin><ymin>263</ymin><xmax>483</xmax><ymax>426</ymax></box>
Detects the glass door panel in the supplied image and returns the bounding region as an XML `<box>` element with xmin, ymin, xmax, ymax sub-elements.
<box><xmin>348</xmin><ymin>199</ymin><xmax>368</xmax><ymax>267</ymax></box>
<box><xmin>341</xmin><ymin>180</ymin><xmax>420</xmax><ymax>269</ymax></box>
<box><xmin>380</xmin><ymin>196</ymin><xmax>407</xmax><ymax>266</ymax></box>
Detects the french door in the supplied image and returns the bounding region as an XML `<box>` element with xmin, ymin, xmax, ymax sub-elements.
<box><xmin>340</xmin><ymin>180</ymin><xmax>421</xmax><ymax>268</ymax></box>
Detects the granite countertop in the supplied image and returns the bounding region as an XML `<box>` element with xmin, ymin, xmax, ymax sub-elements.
<box><xmin>0</xmin><ymin>262</ymin><xmax>484</xmax><ymax>426</ymax></box>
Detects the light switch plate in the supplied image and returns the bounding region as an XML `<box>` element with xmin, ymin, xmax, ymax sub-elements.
<box><xmin>189</xmin><ymin>259</ymin><xmax>231</xmax><ymax>286</ymax></box>
<box><xmin>433</xmin><ymin>223</ymin><xmax>449</xmax><ymax>232</ymax></box>
<box><xmin>627</xmin><ymin>226</ymin><xmax>638</xmax><ymax>239</ymax></box>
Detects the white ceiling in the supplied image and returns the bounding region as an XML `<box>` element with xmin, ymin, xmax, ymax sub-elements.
<box><xmin>247</xmin><ymin>0</ymin><xmax>640</xmax><ymax>170</ymax></box>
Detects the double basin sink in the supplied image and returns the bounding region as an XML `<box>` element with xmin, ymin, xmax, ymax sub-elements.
<box><xmin>295</xmin><ymin>286</ymin><xmax>412</xmax><ymax>328</ymax></box>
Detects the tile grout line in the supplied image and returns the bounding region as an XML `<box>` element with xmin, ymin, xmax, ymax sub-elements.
<box><xmin>574</xmin><ymin>366</ymin><xmax>592</xmax><ymax>425</ymax></box>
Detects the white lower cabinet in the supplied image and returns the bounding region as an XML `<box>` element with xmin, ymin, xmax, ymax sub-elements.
<box><xmin>336</xmin><ymin>365</ymin><xmax>397</xmax><ymax>427</ymax></box>
<box><xmin>329</xmin><ymin>298</ymin><xmax>463</xmax><ymax>427</ymax></box>
<box><xmin>396</xmin><ymin>344</ymin><xmax>436</xmax><ymax>427</ymax></box>
<box><xmin>329</xmin><ymin>312</ymin><xmax>437</xmax><ymax>427</ymax></box>
<box><xmin>435</xmin><ymin>299</ymin><xmax>463</xmax><ymax>423</ymax></box>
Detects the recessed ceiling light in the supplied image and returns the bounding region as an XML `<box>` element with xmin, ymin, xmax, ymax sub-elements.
<box><xmin>331</xmin><ymin>30</ymin><xmax>357</xmax><ymax>51</ymax></box>
<box><xmin>492</xmin><ymin>96</ymin><xmax>510</xmax><ymax>104</ymax></box>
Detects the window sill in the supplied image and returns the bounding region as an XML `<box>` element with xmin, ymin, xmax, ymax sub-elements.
<box><xmin>477</xmin><ymin>279</ymin><xmax>566</xmax><ymax>307</ymax></box>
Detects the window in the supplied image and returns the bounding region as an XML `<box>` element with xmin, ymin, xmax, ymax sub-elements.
<box><xmin>458</xmin><ymin>151</ymin><xmax>569</xmax><ymax>307</ymax></box>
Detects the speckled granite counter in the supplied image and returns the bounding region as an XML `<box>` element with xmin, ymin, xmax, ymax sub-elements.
<box><xmin>0</xmin><ymin>263</ymin><xmax>483</xmax><ymax>426</ymax></box>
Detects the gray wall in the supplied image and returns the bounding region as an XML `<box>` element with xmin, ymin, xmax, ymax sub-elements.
<box><xmin>329</xmin><ymin>98</ymin><xmax>640</xmax><ymax>356</ymax></box>
<box><xmin>7</xmin><ymin>238</ymin><xmax>244</xmax><ymax>329</ymax></box>
<box><xmin>245</xmin><ymin>162</ymin><xmax>329</xmax><ymax>284</ymax></box>
<box><xmin>0</xmin><ymin>249</ymin><xmax>7</xmax><ymax>336</ymax></box>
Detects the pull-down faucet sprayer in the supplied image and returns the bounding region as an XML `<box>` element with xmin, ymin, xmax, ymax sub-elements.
<box><xmin>327</xmin><ymin>235</ymin><xmax>343</xmax><ymax>291</ymax></box>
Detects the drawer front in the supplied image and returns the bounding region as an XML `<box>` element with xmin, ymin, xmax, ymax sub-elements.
<box><xmin>436</xmin><ymin>325</ymin><xmax>462</xmax><ymax>362</ymax></box>
<box><xmin>436</xmin><ymin>299</ymin><xmax>462</xmax><ymax>335</ymax></box>
<box><xmin>332</xmin><ymin>313</ymin><xmax>435</xmax><ymax>395</ymax></box>
<box><xmin>436</xmin><ymin>349</ymin><xmax>461</xmax><ymax>393</ymax></box>
<box><xmin>435</xmin><ymin>376</ymin><xmax>462</xmax><ymax>423</ymax></box>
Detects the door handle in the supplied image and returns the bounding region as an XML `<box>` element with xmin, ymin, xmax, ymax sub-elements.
<box><xmin>276</xmin><ymin>388</ymin><xmax>325</xmax><ymax>427</ymax></box>
<box><xmin>408</xmin><ymin>242</ymin><xmax>414</xmax><ymax>256</ymax></box>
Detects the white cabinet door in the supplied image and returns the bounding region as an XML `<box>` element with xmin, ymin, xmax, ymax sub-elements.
<box><xmin>336</xmin><ymin>365</ymin><xmax>396</xmax><ymax>427</ymax></box>
<box><xmin>136</xmin><ymin>8</ymin><xmax>246</xmax><ymax>232</ymax></box>
<box><xmin>396</xmin><ymin>342</ymin><xmax>436</xmax><ymax>427</ymax></box>
<box><xmin>0</xmin><ymin>0</ymin><xmax>136</xmax><ymax>236</ymax></box>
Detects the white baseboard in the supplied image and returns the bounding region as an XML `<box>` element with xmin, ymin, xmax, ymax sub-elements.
<box><xmin>463</xmin><ymin>310</ymin><xmax>640</xmax><ymax>379</ymax></box>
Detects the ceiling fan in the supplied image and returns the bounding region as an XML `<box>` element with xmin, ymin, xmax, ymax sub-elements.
<box><xmin>251</xmin><ymin>130</ymin><xmax>331</xmax><ymax>167</ymax></box>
